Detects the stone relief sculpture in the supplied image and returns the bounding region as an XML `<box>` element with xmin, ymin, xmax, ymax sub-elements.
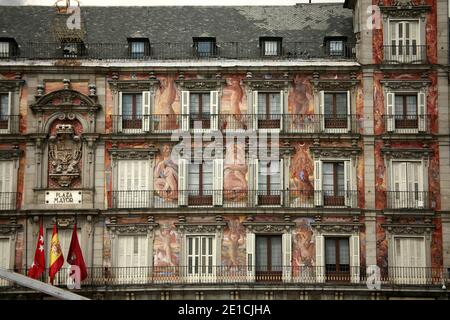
<box><xmin>48</xmin><ymin>124</ymin><xmax>82</xmax><ymax>187</ymax></box>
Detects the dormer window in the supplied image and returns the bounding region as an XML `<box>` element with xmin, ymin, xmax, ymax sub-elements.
<box><xmin>0</xmin><ymin>38</ymin><xmax>18</xmax><ymax>59</ymax></box>
<box><xmin>193</xmin><ymin>37</ymin><xmax>216</xmax><ymax>58</ymax></box>
<box><xmin>128</xmin><ymin>38</ymin><xmax>150</xmax><ymax>59</ymax></box>
<box><xmin>324</xmin><ymin>37</ymin><xmax>347</xmax><ymax>57</ymax></box>
<box><xmin>61</xmin><ymin>40</ymin><xmax>85</xmax><ymax>58</ymax></box>
<box><xmin>260</xmin><ymin>37</ymin><xmax>282</xmax><ymax>56</ymax></box>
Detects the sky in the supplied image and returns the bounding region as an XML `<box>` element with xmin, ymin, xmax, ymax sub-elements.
<box><xmin>0</xmin><ymin>0</ymin><xmax>345</xmax><ymax>5</ymax></box>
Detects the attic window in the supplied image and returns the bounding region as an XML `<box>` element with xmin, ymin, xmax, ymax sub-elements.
<box><xmin>128</xmin><ymin>38</ymin><xmax>150</xmax><ymax>59</ymax></box>
<box><xmin>325</xmin><ymin>37</ymin><xmax>347</xmax><ymax>57</ymax></box>
<box><xmin>61</xmin><ymin>40</ymin><xmax>85</xmax><ymax>58</ymax></box>
<box><xmin>193</xmin><ymin>37</ymin><xmax>217</xmax><ymax>58</ymax></box>
<box><xmin>260</xmin><ymin>37</ymin><xmax>282</xmax><ymax>57</ymax></box>
<box><xmin>0</xmin><ymin>38</ymin><xmax>18</xmax><ymax>59</ymax></box>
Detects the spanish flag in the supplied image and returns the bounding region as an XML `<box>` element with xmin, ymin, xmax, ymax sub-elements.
<box><xmin>49</xmin><ymin>224</ymin><xmax>64</xmax><ymax>284</ymax></box>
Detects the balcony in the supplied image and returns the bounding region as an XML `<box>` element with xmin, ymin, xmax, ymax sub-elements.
<box><xmin>0</xmin><ymin>192</ymin><xmax>20</xmax><ymax>211</ymax></box>
<box><xmin>2</xmin><ymin>266</ymin><xmax>447</xmax><ymax>288</ymax></box>
<box><xmin>108</xmin><ymin>190</ymin><xmax>359</xmax><ymax>209</ymax></box>
<box><xmin>0</xmin><ymin>115</ymin><xmax>20</xmax><ymax>134</ymax></box>
<box><xmin>383</xmin><ymin>45</ymin><xmax>427</xmax><ymax>64</ymax></box>
<box><xmin>382</xmin><ymin>115</ymin><xmax>431</xmax><ymax>134</ymax></box>
<box><xmin>2</xmin><ymin>42</ymin><xmax>356</xmax><ymax>61</ymax></box>
<box><xmin>386</xmin><ymin>191</ymin><xmax>431</xmax><ymax>210</ymax></box>
<box><xmin>110</xmin><ymin>114</ymin><xmax>360</xmax><ymax>134</ymax></box>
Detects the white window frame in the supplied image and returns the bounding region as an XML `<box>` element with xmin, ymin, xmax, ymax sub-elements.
<box><xmin>385</xmin><ymin>90</ymin><xmax>426</xmax><ymax>133</ymax></box>
<box><xmin>250</xmin><ymin>158</ymin><xmax>285</xmax><ymax>207</ymax></box>
<box><xmin>0</xmin><ymin>236</ymin><xmax>13</xmax><ymax>287</ymax></box>
<box><xmin>181</xmin><ymin>90</ymin><xmax>219</xmax><ymax>132</ymax></box>
<box><xmin>389</xmin><ymin>159</ymin><xmax>426</xmax><ymax>209</ymax></box>
<box><xmin>318</xmin><ymin>90</ymin><xmax>352</xmax><ymax>133</ymax></box>
<box><xmin>0</xmin><ymin>92</ymin><xmax>12</xmax><ymax>134</ymax></box>
<box><xmin>251</xmin><ymin>90</ymin><xmax>285</xmax><ymax>132</ymax></box>
<box><xmin>0</xmin><ymin>159</ymin><xmax>17</xmax><ymax>210</ymax></box>
<box><xmin>118</xmin><ymin>91</ymin><xmax>152</xmax><ymax>133</ymax></box>
<box><xmin>115</xmin><ymin>159</ymin><xmax>151</xmax><ymax>208</ymax></box>
<box><xmin>392</xmin><ymin>235</ymin><xmax>427</xmax><ymax>285</ymax></box>
<box><xmin>185</xmin><ymin>235</ymin><xmax>216</xmax><ymax>282</ymax></box>
<box><xmin>387</xmin><ymin>19</ymin><xmax>421</xmax><ymax>63</ymax></box>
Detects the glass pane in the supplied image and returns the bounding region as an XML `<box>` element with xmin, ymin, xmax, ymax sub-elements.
<box><xmin>202</xmin><ymin>94</ymin><xmax>210</xmax><ymax>116</ymax></box>
<box><xmin>339</xmin><ymin>239</ymin><xmax>350</xmax><ymax>265</ymax></box>
<box><xmin>135</xmin><ymin>95</ymin><xmax>142</xmax><ymax>116</ymax></box>
<box><xmin>271</xmin><ymin>236</ymin><xmax>282</xmax><ymax>270</ymax></box>
<box><xmin>395</xmin><ymin>96</ymin><xmax>404</xmax><ymax>116</ymax></box>
<box><xmin>131</xmin><ymin>41</ymin><xmax>145</xmax><ymax>54</ymax></box>
<box><xmin>197</xmin><ymin>41</ymin><xmax>212</xmax><ymax>56</ymax></box>
<box><xmin>256</xmin><ymin>237</ymin><xmax>268</xmax><ymax>270</ymax></box>
<box><xmin>329</xmin><ymin>40</ymin><xmax>344</xmax><ymax>56</ymax></box>
<box><xmin>258</xmin><ymin>161</ymin><xmax>269</xmax><ymax>191</ymax></box>
<box><xmin>406</xmin><ymin>95</ymin><xmax>417</xmax><ymax>115</ymax></box>
<box><xmin>336</xmin><ymin>162</ymin><xmax>345</xmax><ymax>192</ymax></box>
<box><xmin>269</xmin><ymin>93</ymin><xmax>280</xmax><ymax>114</ymax></box>
<box><xmin>0</xmin><ymin>95</ymin><xmax>8</xmax><ymax>115</ymax></box>
<box><xmin>188</xmin><ymin>163</ymin><xmax>200</xmax><ymax>190</ymax></box>
<box><xmin>264</xmin><ymin>41</ymin><xmax>279</xmax><ymax>56</ymax></box>
<box><xmin>325</xmin><ymin>239</ymin><xmax>336</xmax><ymax>265</ymax></box>
<box><xmin>122</xmin><ymin>94</ymin><xmax>133</xmax><ymax>117</ymax></box>
<box><xmin>324</xmin><ymin>93</ymin><xmax>333</xmax><ymax>115</ymax></box>
<box><xmin>258</xmin><ymin>94</ymin><xmax>267</xmax><ymax>115</ymax></box>
<box><xmin>322</xmin><ymin>162</ymin><xmax>334</xmax><ymax>192</ymax></box>
<box><xmin>335</xmin><ymin>93</ymin><xmax>347</xmax><ymax>115</ymax></box>
<box><xmin>202</xmin><ymin>161</ymin><xmax>213</xmax><ymax>191</ymax></box>
<box><xmin>190</xmin><ymin>94</ymin><xmax>200</xmax><ymax>115</ymax></box>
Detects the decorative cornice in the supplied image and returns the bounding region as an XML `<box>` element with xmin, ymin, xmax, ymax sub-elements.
<box><xmin>0</xmin><ymin>149</ymin><xmax>22</xmax><ymax>160</ymax></box>
<box><xmin>379</xmin><ymin>0</ymin><xmax>431</xmax><ymax>18</ymax></box>
<box><xmin>175</xmin><ymin>79</ymin><xmax>226</xmax><ymax>91</ymax></box>
<box><xmin>381</xmin><ymin>147</ymin><xmax>433</xmax><ymax>159</ymax></box>
<box><xmin>107</xmin><ymin>223</ymin><xmax>159</xmax><ymax>234</ymax></box>
<box><xmin>0</xmin><ymin>224</ymin><xmax>22</xmax><ymax>235</ymax></box>
<box><xmin>380</xmin><ymin>79</ymin><xmax>431</xmax><ymax>91</ymax></box>
<box><xmin>0</xmin><ymin>80</ymin><xmax>25</xmax><ymax>92</ymax></box>
<box><xmin>311</xmin><ymin>222</ymin><xmax>363</xmax><ymax>233</ymax></box>
<box><xmin>31</xmin><ymin>89</ymin><xmax>100</xmax><ymax>114</ymax></box>
<box><xmin>310</xmin><ymin>146</ymin><xmax>361</xmax><ymax>159</ymax></box>
<box><xmin>242</xmin><ymin>79</ymin><xmax>290</xmax><ymax>91</ymax></box>
<box><xmin>109</xmin><ymin>147</ymin><xmax>159</xmax><ymax>160</ymax></box>
<box><xmin>107</xmin><ymin>79</ymin><xmax>160</xmax><ymax>92</ymax></box>
<box><xmin>382</xmin><ymin>223</ymin><xmax>435</xmax><ymax>235</ymax></box>
<box><xmin>175</xmin><ymin>222</ymin><xmax>227</xmax><ymax>233</ymax></box>
<box><xmin>242</xmin><ymin>221</ymin><xmax>295</xmax><ymax>233</ymax></box>
<box><xmin>310</xmin><ymin>79</ymin><xmax>359</xmax><ymax>91</ymax></box>
<box><xmin>53</xmin><ymin>217</ymin><xmax>75</xmax><ymax>228</ymax></box>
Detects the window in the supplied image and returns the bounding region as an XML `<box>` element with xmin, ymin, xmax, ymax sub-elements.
<box><xmin>314</xmin><ymin>160</ymin><xmax>353</xmax><ymax>207</ymax></box>
<box><xmin>325</xmin><ymin>237</ymin><xmax>350</xmax><ymax>281</ymax></box>
<box><xmin>324</xmin><ymin>37</ymin><xmax>347</xmax><ymax>57</ymax></box>
<box><xmin>193</xmin><ymin>38</ymin><xmax>216</xmax><ymax>58</ymax></box>
<box><xmin>0</xmin><ymin>94</ymin><xmax>10</xmax><ymax>132</ymax></box>
<box><xmin>0</xmin><ymin>38</ymin><xmax>17</xmax><ymax>58</ymax></box>
<box><xmin>257</xmin><ymin>160</ymin><xmax>282</xmax><ymax>205</ymax></box>
<box><xmin>0</xmin><ymin>161</ymin><xmax>14</xmax><ymax>210</ymax></box>
<box><xmin>322</xmin><ymin>162</ymin><xmax>345</xmax><ymax>206</ymax></box>
<box><xmin>388</xmin><ymin>20</ymin><xmax>420</xmax><ymax>62</ymax></box>
<box><xmin>187</xmin><ymin>236</ymin><xmax>215</xmax><ymax>277</ymax></box>
<box><xmin>260</xmin><ymin>37</ymin><xmax>282</xmax><ymax>56</ymax></box>
<box><xmin>117</xmin><ymin>235</ymin><xmax>148</xmax><ymax>267</ymax></box>
<box><xmin>61</xmin><ymin>41</ymin><xmax>85</xmax><ymax>58</ymax></box>
<box><xmin>189</xmin><ymin>93</ymin><xmax>211</xmax><ymax>129</ymax></box>
<box><xmin>319</xmin><ymin>91</ymin><xmax>351</xmax><ymax>132</ymax></box>
<box><xmin>116</xmin><ymin>160</ymin><xmax>150</xmax><ymax>208</ymax></box>
<box><xmin>254</xmin><ymin>92</ymin><xmax>283</xmax><ymax>129</ymax></box>
<box><xmin>0</xmin><ymin>238</ymin><xmax>10</xmax><ymax>286</ymax></box>
<box><xmin>256</xmin><ymin>235</ymin><xmax>282</xmax><ymax>281</ymax></box>
<box><xmin>391</xmin><ymin>161</ymin><xmax>425</xmax><ymax>208</ymax></box>
<box><xmin>121</xmin><ymin>93</ymin><xmax>142</xmax><ymax>130</ymax></box>
<box><xmin>393</xmin><ymin>237</ymin><xmax>426</xmax><ymax>284</ymax></box>
<box><xmin>188</xmin><ymin>160</ymin><xmax>213</xmax><ymax>205</ymax></box>
<box><xmin>386</xmin><ymin>91</ymin><xmax>426</xmax><ymax>132</ymax></box>
<box><xmin>128</xmin><ymin>39</ymin><xmax>150</xmax><ymax>59</ymax></box>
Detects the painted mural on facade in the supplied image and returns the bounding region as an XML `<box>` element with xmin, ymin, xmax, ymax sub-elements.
<box><xmin>222</xmin><ymin>216</ymin><xmax>246</xmax><ymax>267</ymax></box>
<box><xmin>153</xmin><ymin>218</ymin><xmax>179</xmax><ymax>267</ymax></box>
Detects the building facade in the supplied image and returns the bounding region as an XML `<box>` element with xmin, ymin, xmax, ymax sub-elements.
<box><xmin>0</xmin><ymin>0</ymin><xmax>449</xmax><ymax>300</ymax></box>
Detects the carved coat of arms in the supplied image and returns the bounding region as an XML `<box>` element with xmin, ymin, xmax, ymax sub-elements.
<box><xmin>49</xmin><ymin>124</ymin><xmax>82</xmax><ymax>187</ymax></box>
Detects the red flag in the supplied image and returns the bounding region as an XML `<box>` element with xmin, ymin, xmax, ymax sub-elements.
<box><xmin>67</xmin><ymin>223</ymin><xmax>87</xmax><ymax>281</ymax></box>
<box><xmin>28</xmin><ymin>220</ymin><xmax>45</xmax><ymax>279</ymax></box>
<box><xmin>49</xmin><ymin>224</ymin><xmax>64</xmax><ymax>284</ymax></box>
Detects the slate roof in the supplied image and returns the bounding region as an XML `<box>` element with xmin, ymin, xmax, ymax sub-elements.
<box><xmin>0</xmin><ymin>4</ymin><xmax>354</xmax><ymax>45</ymax></box>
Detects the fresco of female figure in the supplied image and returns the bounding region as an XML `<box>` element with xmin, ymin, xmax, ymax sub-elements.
<box><xmin>154</xmin><ymin>144</ymin><xmax>178</xmax><ymax>201</ymax></box>
<box><xmin>289</xmin><ymin>143</ymin><xmax>314</xmax><ymax>206</ymax></box>
<box><xmin>223</xmin><ymin>77</ymin><xmax>246</xmax><ymax>130</ymax></box>
<box><xmin>223</xmin><ymin>219</ymin><xmax>245</xmax><ymax>267</ymax></box>
<box><xmin>224</xmin><ymin>142</ymin><xmax>248</xmax><ymax>202</ymax></box>
<box><xmin>293</xmin><ymin>219</ymin><xmax>315</xmax><ymax>269</ymax></box>
<box><xmin>155</xmin><ymin>76</ymin><xmax>178</xmax><ymax>131</ymax></box>
<box><xmin>288</xmin><ymin>75</ymin><xmax>314</xmax><ymax>131</ymax></box>
<box><xmin>154</xmin><ymin>225</ymin><xmax>178</xmax><ymax>267</ymax></box>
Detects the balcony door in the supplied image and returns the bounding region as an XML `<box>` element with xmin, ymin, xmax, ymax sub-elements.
<box><xmin>255</xmin><ymin>235</ymin><xmax>282</xmax><ymax>282</ymax></box>
<box><xmin>0</xmin><ymin>238</ymin><xmax>10</xmax><ymax>286</ymax></box>
<box><xmin>391</xmin><ymin>161</ymin><xmax>424</xmax><ymax>209</ymax></box>
<box><xmin>390</xmin><ymin>20</ymin><xmax>419</xmax><ymax>63</ymax></box>
<box><xmin>253</xmin><ymin>91</ymin><xmax>283</xmax><ymax>130</ymax></box>
<box><xmin>393</xmin><ymin>237</ymin><xmax>426</xmax><ymax>285</ymax></box>
<box><xmin>116</xmin><ymin>235</ymin><xmax>148</xmax><ymax>284</ymax></box>
<box><xmin>322</xmin><ymin>162</ymin><xmax>345</xmax><ymax>206</ymax></box>
<box><xmin>257</xmin><ymin>160</ymin><xmax>282</xmax><ymax>206</ymax></box>
<box><xmin>0</xmin><ymin>161</ymin><xmax>14</xmax><ymax>210</ymax></box>
<box><xmin>188</xmin><ymin>160</ymin><xmax>213</xmax><ymax>206</ymax></box>
<box><xmin>322</xmin><ymin>92</ymin><xmax>350</xmax><ymax>132</ymax></box>
<box><xmin>117</xmin><ymin>160</ymin><xmax>150</xmax><ymax>208</ymax></box>
<box><xmin>325</xmin><ymin>237</ymin><xmax>350</xmax><ymax>282</ymax></box>
<box><xmin>0</xmin><ymin>93</ymin><xmax>11</xmax><ymax>133</ymax></box>
<box><xmin>186</xmin><ymin>235</ymin><xmax>215</xmax><ymax>281</ymax></box>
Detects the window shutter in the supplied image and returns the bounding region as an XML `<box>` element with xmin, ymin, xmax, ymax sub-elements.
<box><xmin>344</xmin><ymin>160</ymin><xmax>352</xmax><ymax>207</ymax></box>
<box><xmin>178</xmin><ymin>158</ymin><xmax>188</xmax><ymax>206</ymax></box>
<box><xmin>282</xmin><ymin>232</ymin><xmax>292</xmax><ymax>282</ymax></box>
<box><xmin>350</xmin><ymin>235</ymin><xmax>360</xmax><ymax>283</ymax></box>
<box><xmin>319</xmin><ymin>91</ymin><xmax>325</xmax><ymax>132</ymax></box>
<box><xmin>213</xmin><ymin>158</ymin><xmax>224</xmax><ymax>206</ymax></box>
<box><xmin>252</xmin><ymin>91</ymin><xmax>258</xmax><ymax>130</ymax></box>
<box><xmin>346</xmin><ymin>91</ymin><xmax>351</xmax><ymax>132</ymax></box>
<box><xmin>253</xmin><ymin>159</ymin><xmax>259</xmax><ymax>206</ymax></box>
<box><xmin>0</xmin><ymin>238</ymin><xmax>10</xmax><ymax>272</ymax></box>
<box><xmin>386</xmin><ymin>92</ymin><xmax>395</xmax><ymax>132</ymax></box>
<box><xmin>417</xmin><ymin>92</ymin><xmax>426</xmax><ymax>132</ymax></box>
<box><xmin>279</xmin><ymin>159</ymin><xmax>284</xmax><ymax>206</ymax></box>
<box><xmin>315</xmin><ymin>235</ymin><xmax>325</xmax><ymax>283</ymax></box>
<box><xmin>7</xmin><ymin>92</ymin><xmax>12</xmax><ymax>133</ymax></box>
<box><xmin>181</xmin><ymin>91</ymin><xmax>190</xmax><ymax>131</ymax></box>
<box><xmin>246</xmin><ymin>232</ymin><xmax>255</xmax><ymax>281</ymax></box>
<box><xmin>142</xmin><ymin>91</ymin><xmax>151</xmax><ymax>132</ymax></box>
<box><xmin>118</xmin><ymin>92</ymin><xmax>123</xmax><ymax>132</ymax></box>
<box><xmin>138</xmin><ymin>236</ymin><xmax>148</xmax><ymax>267</ymax></box>
<box><xmin>314</xmin><ymin>160</ymin><xmax>323</xmax><ymax>206</ymax></box>
<box><xmin>279</xmin><ymin>90</ymin><xmax>284</xmax><ymax>131</ymax></box>
<box><xmin>210</xmin><ymin>91</ymin><xmax>219</xmax><ymax>131</ymax></box>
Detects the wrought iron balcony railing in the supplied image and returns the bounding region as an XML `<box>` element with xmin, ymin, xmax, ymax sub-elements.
<box><xmin>0</xmin><ymin>192</ymin><xmax>20</xmax><ymax>211</ymax></box>
<box><xmin>1</xmin><ymin>42</ymin><xmax>356</xmax><ymax>61</ymax></box>
<box><xmin>107</xmin><ymin>190</ymin><xmax>359</xmax><ymax>209</ymax></box>
<box><xmin>383</xmin><ymin>45</ymin><xmax>428</xmax><ymax>64</ymax></box>
<box><xmin>0</xmin><ymin>115</ymin><xmax>20</xmax><ymax>134</ymax></box>
<box><xmin>386</xmin><ymin>191</ymin><xmax>431</xmax><ymax>210</ymax></box>
<box><xmin>110</xmin><ymin>114</ymin><xmax>360</xmax><ymax>134</ymax></box>
<box><xmin>2</xmin><ymin>266</ymin><xmax>448</xmax><ymax>288</ymax></box>
<box><xmin>382</xmin><ymin>114</ymin><xmax>431</xmax><ymax>134</ymax></box>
